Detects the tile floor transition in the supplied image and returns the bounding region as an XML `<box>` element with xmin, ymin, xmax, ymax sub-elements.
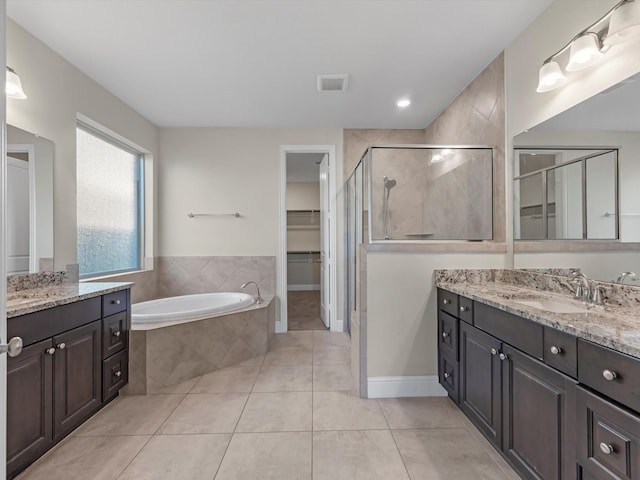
<box><xmin>287</xmin><ymin>291</ymin><xmax>326</xmax><ymax>330</ymax></box>
<box><xmin>16</xmin><ymin>331</ymin><xmax>520</xmax><ymax>480</ymax></box>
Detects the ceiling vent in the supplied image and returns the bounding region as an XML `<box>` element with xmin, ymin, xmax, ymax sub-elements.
<box><xmin>317</xmin><ymin>74</ymin><xmax>349</xmax><ymax>92</ymax></box>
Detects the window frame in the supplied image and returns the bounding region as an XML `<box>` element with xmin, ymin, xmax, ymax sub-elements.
<box><xmin>76</xmin><ymin>121</ymin><xmax>145</xmax><ymax>279</ymax></box>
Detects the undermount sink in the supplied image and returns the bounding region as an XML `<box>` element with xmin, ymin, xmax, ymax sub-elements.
<box><xmin>514</xmin><ymin>298</ymin><xmax>591</xmax><ymax>314</ymax></box>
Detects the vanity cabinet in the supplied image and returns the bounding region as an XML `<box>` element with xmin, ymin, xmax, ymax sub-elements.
<box><xmin>6</xmin><ymin>289</ymin><xmax>130</xmax><ymax>480</ymax></box>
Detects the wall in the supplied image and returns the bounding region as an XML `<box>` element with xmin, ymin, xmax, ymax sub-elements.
<box><xmin>286</xmin><ymin>182</ymin><xmax>319</xmax><ymax>210</ymax></box>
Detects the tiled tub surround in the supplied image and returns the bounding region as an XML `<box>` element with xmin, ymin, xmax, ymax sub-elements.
<box><xmin>127</xmin><ymin>297</ymin><xmax>275</xmax><ymax>394</ymax></box>
<box><xmin>435</xmin><ymin>269</ymin><xmax>640</xmax><ymax>358</ymax></box>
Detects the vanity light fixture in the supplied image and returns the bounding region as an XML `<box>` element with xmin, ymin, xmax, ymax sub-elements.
<box><xmin>6</xmin><ymin>67</ymin><xmax>27</xmax><ymax>99</ymax></box>
<box><xmin>396</xmin><ymin>98</ymin><xmax>411</xmax><ymax>108</ymax></box>
<box><xmin>536</xmin><ymin>0</ymin><xmax>640</xmax><ymax>93</ymax></box>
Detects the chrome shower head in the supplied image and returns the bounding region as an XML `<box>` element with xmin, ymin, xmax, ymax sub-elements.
<box><xmin>383</xmin><ymin>176</ymin><xmax>397</xmax><ymax>189</ymax></box>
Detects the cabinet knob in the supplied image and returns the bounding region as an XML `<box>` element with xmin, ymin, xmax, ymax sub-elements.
<box><xmin>46</xmin><ymin>347</ymin><xmax>56</xmax><ymax>355</ymax></box>
<box><xmin>491</xmin><ymin>348</ymin><xmax>498</xmax><ymax>356</ymax></box>
<box><xmin>443</xmin><ymin>299</ymin><xmax>450</xmax><ymax>305</ymax></box>
<box><xmin>442</xmin><ymin>331</ymin><xmax>449</xmax><ymax>339</ymax></box>
<box><xmin>460</xmin><ymin>306</ymin><xmax>468</xmax><ymax>312</ymax></box>
<box><xmin>550</xmin><ymin>346</ymin><xmax>562</xmax><ymax>355</ymax></box>
<box><xmin>602</xmin><ymin>369</ymin><xmax>617</xmax><ymax>381</ymax></box>
<box><xmin>112</xmin><ymin>299</ymin><xmax>121</xmax><ymax>305</ymax></box>
<box><xmin>57</xmin><ymin>343</ymin><xmax>66</xmax><ymax>350</ymax></box>
<box><xmin>113</xmin><ymin>330</ymin><xmax>121</xmax><ymax>337</ymax></box>
<box><xmin>499</xmin><ymin>353</ymin><xmax>508</xmax><ymax>361</ymax></box>
<box><xmin>114</xmin><ymin>371</ymin><xmax>122</xmax><ymax>378</ymax></box>
<box><xmin>599</xmin><ymin>443</ymin><xmax>614</xmax><ymax>455</ymax></box>
<box><xmin>443</xmin><ymin>372</ymin><xmax>450</xmax><ymax>379</ymax></box>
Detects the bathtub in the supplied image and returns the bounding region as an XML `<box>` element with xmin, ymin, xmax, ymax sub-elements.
<box><xmin>131</xmin><ymin>292</ymin><xmax>255</xmax><ymax>325</ymax></box>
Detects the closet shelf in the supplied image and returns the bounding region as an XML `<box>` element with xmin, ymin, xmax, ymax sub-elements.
<box><xmin>287</xmin><ymin>225</ymin><xmax>320</xmax><ymax>230</ymax></box>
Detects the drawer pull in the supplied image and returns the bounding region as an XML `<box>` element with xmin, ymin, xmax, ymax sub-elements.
<box><xmin>599</xmin><ymin>442</ymin><xmax>614</xmax><ymax>455</ymax></box>
<box><xmin>491</xmin><ymin>348</ymin><xmax>498</xmax><ymax>356</ymax></box>
<box><xmin>57</xmin><ymin>343</ymin><xmax>66</xmax><ymax>350</ymax></box>
<box><xmin>460</xmin><ymin>306</ymin><xmax>468</xmax><ymax>312</ymax></box>
<box><xmin>46</xmin><ymin>348</ymin><xmax>56</xmax><ymax>355</ymax></box>
<box><xmin>602</xmin><ymin>369</ymin><xmax>618</xmax><ymax>381</ymax></box>
<box><xmin>443</xmin><ymin>299</ymin><xmax>450</xmax><ymax>305</ymax></box>
<box><xmin>114</xmin><ymin>371</ymin><xmax>122</xmax><ymax>378</ymax></box>
<box><xmin>112</xmin><ymin>299</ymin><xmax>121</xmax><ymax>305</ymax></box>
<box><xmin>550</xmin><ymin>345</ymin><xmax>562</xmax><ymax>355</ymax></box>
<box><xmin>443</xmin><ymin>372</ymin><xmax>450</xmax><ymax>379</ymax></box>
<box><xmin>442</xmin><ymin>331</ymin><xmax>449</xmax><ymax>339</ymax></box>
<box><xmin>113</xmin><ymin>331</ymin><xmax>121</xmax><ymax>338</ymax></box>
<box><xmin>499</xmin><ymin>353</ymin><xmax>508</xmax><ymax>361</ymax></box>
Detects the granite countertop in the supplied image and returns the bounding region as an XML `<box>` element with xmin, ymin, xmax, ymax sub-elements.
<box><xmin>7</xmin><ymin>282</ymin><xmax>134</xmax><ymax>318</ymax></box>
<box><xmin>436</xmin><ymin>278</ymin><xmax>640</xmax><ymax>359</ymax></box>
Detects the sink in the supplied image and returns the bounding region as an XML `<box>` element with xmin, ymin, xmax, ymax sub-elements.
<box><xmin>515</xmin><ymin>298</ymin><xmax>591</xmax><ymax>314</ymax></box>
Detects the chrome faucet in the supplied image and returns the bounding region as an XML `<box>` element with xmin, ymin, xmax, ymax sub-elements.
<box><xmin>241</xmin><ymin>281</ymin><xmax>264</xmax><ymax>304</ymax></box>
<box><xmin>616</xmin><ymin>271</ymin><xmax>638</xmax><ymax>284</ymax></box>
<box><xmin>569</xmin><ymin>271</ymin><xmax>591</xmax><ymax>301</ymax></box>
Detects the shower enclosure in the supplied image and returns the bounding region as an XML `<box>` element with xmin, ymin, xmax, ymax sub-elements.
<box><xmin>344</xmin><ymin>145</ymin><xmax>494</xmax><ymax>330</ymax></box>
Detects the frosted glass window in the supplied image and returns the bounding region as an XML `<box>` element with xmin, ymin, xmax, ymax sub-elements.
<box><xmin>77</xmin><ymin>125</ymin><xmax>143</xmax><ymax>277</ymax></box>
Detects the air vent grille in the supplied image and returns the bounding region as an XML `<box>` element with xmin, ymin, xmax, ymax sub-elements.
<box><xmin>317</xmin><ymin>74</ymin><xmax>349</xmax><ymax>92</ymax></box>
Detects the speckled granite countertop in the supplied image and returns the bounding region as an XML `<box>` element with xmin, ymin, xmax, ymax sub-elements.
<box><xmin>7</xmin><ymin>282</ymin><xmax>133</xmax><ymax>319</ymax></box>
<box><xmin>435</xmin><ymin>271</ymin><xmax>640</xmax><ymax>360</ymax></box>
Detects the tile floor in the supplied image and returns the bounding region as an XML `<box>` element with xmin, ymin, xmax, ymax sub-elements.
<box><xmin>16</xmin><ymin>330</ymin><xmax>521</xmax><ymax>480</ymax></box>
<box><xmin>287</xmin><ymin>291</ymin><xmax>326</xmax><ymax>330</ymax></box>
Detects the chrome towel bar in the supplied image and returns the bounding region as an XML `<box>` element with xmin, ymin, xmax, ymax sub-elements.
<box><xmin>187</xmin><ymin>212</ymin><xmax>241</xmax><ymax>218</ymax></box>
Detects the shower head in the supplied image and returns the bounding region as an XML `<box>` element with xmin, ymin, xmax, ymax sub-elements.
<box><xmin>383</xmin><ymin>176</ymin><xmax>397</xmax><ymax>189</ymax></box>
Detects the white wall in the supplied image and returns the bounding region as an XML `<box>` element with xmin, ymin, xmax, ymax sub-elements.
<box><xmin>286</xmin><ymin>182</ymin><xmax>319</xmax><ymax>210</ymax></box>
<box><xmin>6</xmin><ymin>19</ymin><xmax>159</xmax><ymax>270</ymax></box>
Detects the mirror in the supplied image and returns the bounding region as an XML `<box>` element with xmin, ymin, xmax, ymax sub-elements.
<box><xmin>7</xmin><ymin>125</ymin><xmax>54</xmax><ymax>275</ymax></box>
<box><xmin>513</xmin><ymin>72</ymin><xmax>640</xmax><ymax>283</ymax></box>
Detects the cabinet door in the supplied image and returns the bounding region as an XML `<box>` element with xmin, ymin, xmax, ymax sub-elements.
<box><xmin>459</xmin><ymin>321</ymin><xmax>502</xmax><ymax>447</ymax></box>
<box><xmin>502</xmin><ymin>345</ymin><xmax>577</xmax><ymax>480</ymax></box>
<box><xmin>7</xmin><ymin>339</ymin><xmax>54</xmax><ymax>479</ymax></box>
<box><xmin>53</xmin><ymin>321</ymin><xmax>102</xmax><ymax>440</ymax></box>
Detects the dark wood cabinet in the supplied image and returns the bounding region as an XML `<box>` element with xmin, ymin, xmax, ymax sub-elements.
<box><xmin>502</xmin><ymin>344</ymin><xmax>577</xmax><ymax>480</ymax></box>
<box><xmin>6</xmin><ymin>289</ymin><xmax>130</xmax><ymax>479</ymax></box>
<box><xmin>459</xmin><ymin>320</ymin><xmax>503</xmax><ymax>448</ymax></box>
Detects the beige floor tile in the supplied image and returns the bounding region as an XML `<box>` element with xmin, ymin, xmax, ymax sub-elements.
<box><xmin>313</xmin><ymin>330</ymin><xmax>351</xmax><ymax>348</ymax></box>
<box><xmin>117</xmin><ymin>434</ymin><xmax>230</xmax><ymax>480</ymax></box>
<box><xmin>270</xmin><ymin>331</ymin><xmax>313</xmax><ymax>350</ymax></box>
<box><xmin>252</xmin><ymin>365</ymin><xmax>312</xmax><ymax>392</ymax></box>
<box><xmin>263</xmin><ymin>346</ymin><xmax>312</xmax><ymax>366</ymax></box>
<box><xmin>17</xmin><ymin>435</ymin><xmax>149</xmax><ymax>480</ymax></box>
<box><xmin>313</xmin><ymin>345</ymin><xmax>350</xmax><ymax>365</ymax></box>
<box><xmin>313</xmin><ymin>391</ymin><xmax>388</xmax><ymax>430</ymax></box>
<box><xmin>148</xmin><ymin>376</ymin><xmax>200</xmax><ymax>394</ymax></box>
<box><xmin>313</xmin><ymin>364</ymin><xmax>354</xmax><ymax>391</ymax></box>
<box><xmin>378</xmin><ymin>397</ymin><xmax>465</xmax><ymax>429</ymax></box>
<box><xmin>313</xmin><ymin>430</ymin><xmax>409</xmax><ymax>480</ymax></box>
<box><xmin>236</xmin><ymin>392</ymin><xmax>312</xmax><ymax>432</ymax></box>
<box><xmin>157</xmin><ymin>393</ymin><xmax>248</xmax><ymax>434</ymax></box>
<box><xmin>234</xmin><ymin>354</ymin><xmax>265</xmax><ymax>368</ymax></box>
<box><xmin>74</xmin><ymin>395</ymin><xmax>185</xmax><ymax>436</ymax></box>
<box><xmin>191</xmin><ymin>365</ymin><xmax>260</xmax><ymax>393</ymax></box>
<box><xmin>215</xmin><ymin>432</ymin><xmax>311</xmax><ymax>480</ymax></box>
<box><xmin>392</xmin><ymin>428</ymin><xmax>509</xmax><ymax>479</ymax></box>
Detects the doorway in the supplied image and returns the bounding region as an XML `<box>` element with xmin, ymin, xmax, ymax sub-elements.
<box><xmin>278</xmin><ymin>146</ymin><xmax>338</xmax><ymax>333</ymax></box>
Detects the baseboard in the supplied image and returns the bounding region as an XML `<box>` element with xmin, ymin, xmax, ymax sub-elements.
<box><xmin>330</xmin><ymin>318</ymin><xmax>344</xmax><ymax>333</ymax></box>
<box><xmin>367</xmin><ymin>375</ymin><xmax>448</xmax><ymax>398</ymax></box>
<box><xmin>287</xmin><ymin>284</ymin><xmax>321</xmax><ymax>291</ymax></box>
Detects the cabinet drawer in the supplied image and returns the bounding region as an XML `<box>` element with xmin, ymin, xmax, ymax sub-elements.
<box><xmin>439</xmin><ymin>351</ymin><xmax>459</xmax><ymax>403</ymax></box>
<box><xmin>103</xmin><ymin>290</ymin><xmax>128</xmax><ymax>317</ymax></box>
<box><xmin>438</xmin><ymin>311</ymin><xmax>458</xmax><ymax>360</ymax></box>
<box><xmin>459</xmin><ymin>296</ymin><xmax>473</xmax><ymax>324</ymax></box>
<box><xmin>544</xmin><ymin>328</ymin><xmax>578</xmax><ymax>378</ymax></box>
<box><xmin>577</xmin><ymin>386</ymin><xmax>640</xmax><ymax>480</ymax></box>
<box><xmin>103</xmin><ymin>311</ymin><xmax>128</xmax><ymax>359</ymax></box>
<box><xmin>474</xmin><ymin>302</ymin><xmax>543</xmax><ymax>359</ymax></box>
<box><xmin>578</xmin><ymin>340</ymin><xmax>640</xmax><ymax>412</ymax></box>
<box><xmin>437</xmin><ymin>288</ymin><xmax>459</xmax><ymax>317</ymax></box>
<box><xmin>103</xmin><ymin>350</ymin><xmax>128</xmax><ymax>403</ymax></box>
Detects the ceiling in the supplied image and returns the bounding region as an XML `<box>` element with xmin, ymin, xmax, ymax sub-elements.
<box><xmin>7</xmin><ymin>0</ymin><xmax>552</xmax><ymax>129</ymax></box>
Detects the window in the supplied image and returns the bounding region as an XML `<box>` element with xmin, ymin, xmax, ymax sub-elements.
<box><xmin>76</xmin><ymin>123</ymin><xmax>144</xmax><ymax>278</ymax></box>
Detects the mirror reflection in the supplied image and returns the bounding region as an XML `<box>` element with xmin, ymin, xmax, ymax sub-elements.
<box><xmin>6</xmin><ymin>125</ymin><xmax>54</xmax><ymax>275</ymax></box>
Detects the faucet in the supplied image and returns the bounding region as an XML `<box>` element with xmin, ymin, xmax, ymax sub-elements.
<box><xmin>569</xmin><ymin>271</ymin><xmax>590</xmax><ymax>301</ymax></box>
<box><xmin>241</xmin><ymin>281</ymin><xmax>264</xmax><ymax>304</ymax></box>
<box><xmin>616</xmin><ymin>271</ymin><xmax>638</xmax><ymax>284</ymax></box>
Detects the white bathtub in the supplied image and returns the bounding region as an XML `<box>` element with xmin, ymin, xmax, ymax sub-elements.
<box><xmin>131</xmin><ymin>292</ymin><xmax>255</xmax><ymax>325</ymax></box>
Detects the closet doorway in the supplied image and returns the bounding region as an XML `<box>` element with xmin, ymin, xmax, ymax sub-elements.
<box><xmin>278</xmin><ymin>146</ymin><xmax>337</xmax><ymax>333</ymax></box>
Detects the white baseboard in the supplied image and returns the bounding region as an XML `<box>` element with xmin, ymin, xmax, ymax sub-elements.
<box><xmin>287</xmin><ymin>284</ymin><xmax>321</xmax><ymax>291</ymax></box>
<box><xmin>367</xmin><ymin>375</ymin><xmax>448</xmax><ymax>398</ymax></box>
<box><xmin>331</xmin><ymin>318</ymin><xmax>344</xmax><ymax>333</ymax></box>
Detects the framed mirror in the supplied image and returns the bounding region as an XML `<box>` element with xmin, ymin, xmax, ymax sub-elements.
<box><xmin>512</xmin><ymin>72</ymin><xmax>640</xmax><ymax>283</ymax></box>
<box><xmin>7</xmin><ymin>125</ymin><xmax>54</xmax><ymax>275</ymax></box>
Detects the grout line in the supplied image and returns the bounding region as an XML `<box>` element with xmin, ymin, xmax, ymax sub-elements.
<box><xmin>114</xmin><ymin>435</ymin><xmax>155</xmax><ymax>480</ymax></box>
<box><xmin>151</xmin><ymin>393</ymin><xmax>190</xmax><ymax>436</ymax></box>
<box><xmin>378</xmin><ymin>400</ymin><xmax>412</xmax><ymax>480</ymax></box>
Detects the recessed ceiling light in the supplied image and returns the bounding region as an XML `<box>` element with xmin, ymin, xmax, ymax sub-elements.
<box><xmin>396</xmin><ymin>99</ymin><xmax>411</xmax><ymax>108</ymax></box>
